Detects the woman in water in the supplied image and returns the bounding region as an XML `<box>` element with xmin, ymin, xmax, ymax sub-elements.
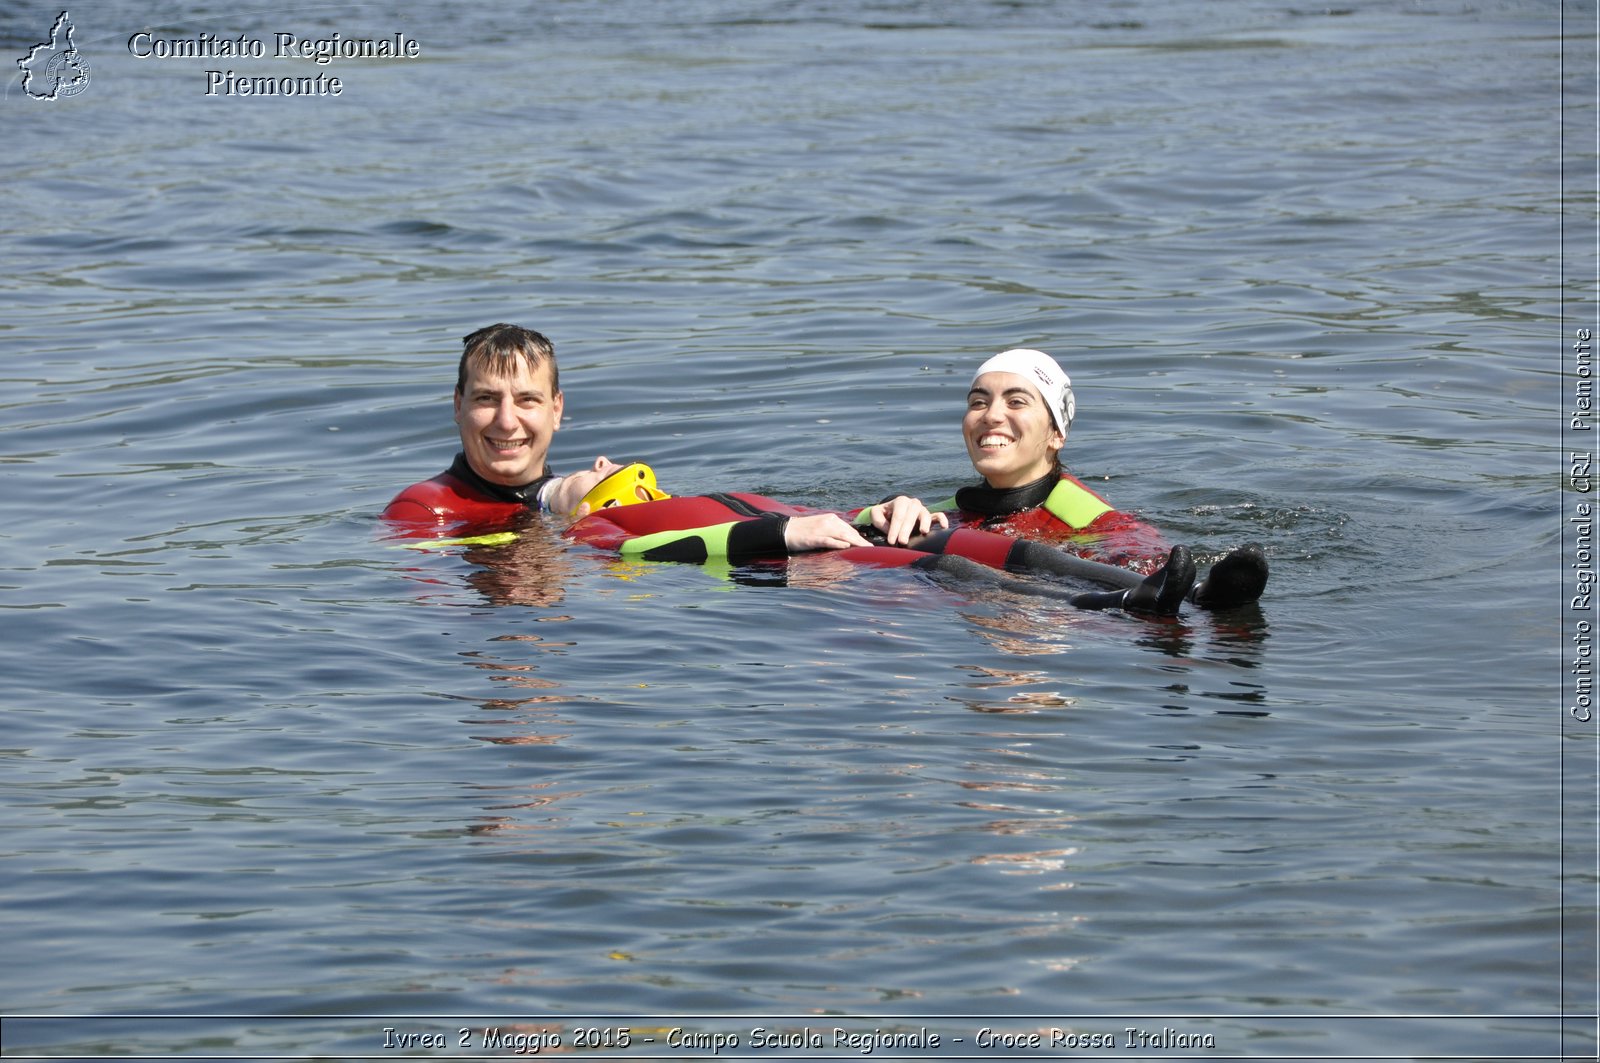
<box><xmin>871</xmin><ymin>348</ymin><xmax>1265</xmax><ymax>609</ymax></box>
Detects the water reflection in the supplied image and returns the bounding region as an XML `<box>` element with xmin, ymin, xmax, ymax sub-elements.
<box><xmin>951</xmin><ymin>611</ymin><xmax>1270</xmax><ymax>717</ymax></box>
<box><xmin>457</xmin><ymin>525</ymin><xmax>577</xmax><ymax>608</ymax></box>
<box><xmin>451</xmin><ymin>623</ymin><xmax>589</xmax><ymax>839</ymax></box>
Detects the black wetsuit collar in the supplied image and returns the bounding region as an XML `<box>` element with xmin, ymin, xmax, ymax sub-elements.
<box><xmin>447</xmin><ymin>452</ymin><xmax>555</xmax><ymax>509</ymax></box>
<box><xmin>955</xmin><ymin>472</ymin><xmax>1057</xmax><ymax>519</ymax></box>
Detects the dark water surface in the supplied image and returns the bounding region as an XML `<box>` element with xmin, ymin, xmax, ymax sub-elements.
<box><xmin>2</xmin><ymin>1</ymin><xmax>1593</xmax><ymax>1059</ymax></box>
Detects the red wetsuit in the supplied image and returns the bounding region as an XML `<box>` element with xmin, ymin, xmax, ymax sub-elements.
<box><xmin>908</xmin><ymin>471</ymin><xmax>1169</xmax><ymax>573</ymax></box>
<box><xmin>382</xmin><ymin>453</ymin><xmax>556</xmax><ymax>534</ymax></box>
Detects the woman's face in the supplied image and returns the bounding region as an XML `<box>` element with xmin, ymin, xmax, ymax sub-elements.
<box><xmin>963</xmin><ymin>370</ymin><xmax>1065</xmax><ymax>489</ymax></box>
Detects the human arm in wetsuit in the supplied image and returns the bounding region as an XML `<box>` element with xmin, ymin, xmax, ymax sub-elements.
<box><xmin>611</xmin><ymin>512</ymin><xmax>870</xmax><ymax>563</ymax></box>
<box><xmin>567</xmin><ymin>493</ymin><xmax>878</xmax><ymax>564</ymax></box>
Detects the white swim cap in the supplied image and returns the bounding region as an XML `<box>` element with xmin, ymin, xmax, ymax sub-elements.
<box><xmin>971</xmin><ymin>348</ymin><xmax>1075</xmax><ymax>436</ymax></box>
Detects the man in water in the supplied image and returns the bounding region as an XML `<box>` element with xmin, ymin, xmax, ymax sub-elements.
<box><xmin>383</xmin><ymin>323</ymin><xmax>578</xmax><ymax>521</ymax></box>
<box><xmin>383</xmin><ymin>324</ymin><xmax>945</xmax><ymax>550</ymax></box>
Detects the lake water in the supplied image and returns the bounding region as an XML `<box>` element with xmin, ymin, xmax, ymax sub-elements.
<box><xmin>2</xmin><ymin>0</ymin><xmax>1594</xmax><ymax>1059</ymax></box>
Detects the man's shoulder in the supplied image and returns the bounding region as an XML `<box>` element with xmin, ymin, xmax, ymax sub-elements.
<box><xmin>382</xmin><ymin>468</ymin><xmax>519</xmax><ymax>526</ymax></box>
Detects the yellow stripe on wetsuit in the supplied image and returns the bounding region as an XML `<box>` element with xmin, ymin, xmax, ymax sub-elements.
<box><xmin>1044</xmin><ymin>478</ymin><xmax>1111</xmax><ymax>530</ymax></box>
<box><xmin>618</xmin><ymin>521</ymin><xmax>739</xmax><ymax>562</ymax></box>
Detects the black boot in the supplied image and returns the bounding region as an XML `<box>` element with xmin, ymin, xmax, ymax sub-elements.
<box><xmin>1114</xmin><ymin>544</ymin><xmax>1196</xmax><ymax>617</ymax></box>
<box><xmin>1190</xmin><ymin>543</ymin><xmax>1268</xmax><ymax>610</ymax></box>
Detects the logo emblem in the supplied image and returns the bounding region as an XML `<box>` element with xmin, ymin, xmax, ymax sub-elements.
<box><xmin>18</xmin><ymin>11</ymin><xmax>90</xmax><ymax>100</ymax></box>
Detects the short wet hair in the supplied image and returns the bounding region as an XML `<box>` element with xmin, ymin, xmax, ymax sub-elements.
<box><xmin>456</xmin><ymin>324</ymin><xmax>558</xmax><ymax>396</ymax></box>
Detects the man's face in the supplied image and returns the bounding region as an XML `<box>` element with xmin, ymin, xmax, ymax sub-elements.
<box><xmin>453</xmin><ymin>356</ymin><xmax>564</xmax><ymax>487</ymax></box>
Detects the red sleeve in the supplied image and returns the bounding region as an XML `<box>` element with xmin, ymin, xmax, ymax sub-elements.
<box><xmin>380</xmin><ymin>474</ymin><xmax>522</xmax><ymax>536</ymax></box>
<box><xmin>381</xmin><ymin>495</ymin><xmax>446</xmax><ymax>526</ymax></box>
